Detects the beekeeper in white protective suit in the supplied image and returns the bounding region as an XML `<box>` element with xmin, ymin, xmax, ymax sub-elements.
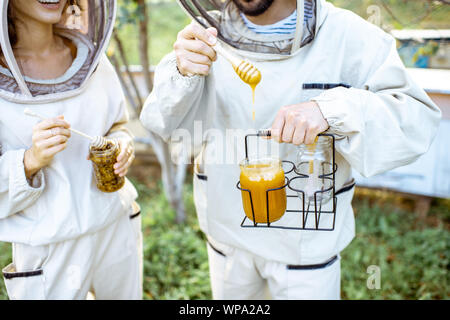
<box><xmin>0</xmin><ymin>0</ymin><xmax>142</xmax><ymax>300</ymax></box>
<box><xmin>140</xmin><ymin>0</ymin><xmax>441</xmax><ymax>299</ymax></box>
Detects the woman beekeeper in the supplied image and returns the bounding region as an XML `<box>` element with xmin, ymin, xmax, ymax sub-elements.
<box><xmin>0</xmin><ymin>0</ymin><xmax>142</xmax><ymax>299</ymax></box>
<box><xmin>140</xmin><ymin>0</ymin><xmax>441</xmax><ymax>299</ymax></box>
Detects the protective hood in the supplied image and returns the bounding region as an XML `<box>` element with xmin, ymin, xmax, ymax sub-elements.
<box><xmin>0</xmin><ymin>0</ymin><xmax>116</xmax><ymax>104</ymax></box>
<box><xmin>178</xmin><ymin>0</ymin><xmax>329</xmax><ymax>59</ymax></box>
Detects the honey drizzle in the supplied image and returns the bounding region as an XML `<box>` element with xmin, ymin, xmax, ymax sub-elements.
<box><xmin>251</xmin><ymin>84</ymin><xmax>256</xmax><ymax>121</ymax></box>
<box><xmin>233</xmin><ymin>61</ymin><xmax>261</xmax><ymax>122</ymax></box>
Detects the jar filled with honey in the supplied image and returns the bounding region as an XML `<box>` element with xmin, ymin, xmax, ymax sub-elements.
<box><xmin>89</xmin><ymin>139</ymin><xmax>125</xmax><ymax>193</ymax></box>
<box><xmin>239</xmin><ymin>157</ymin><xmax>287</xmax><ymax>224</ymax></box>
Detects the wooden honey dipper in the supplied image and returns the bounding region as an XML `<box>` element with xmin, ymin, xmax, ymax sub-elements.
<box><xmin>214</xmin><ymin>42</ymin><xmax>261</xmax><ymax>120</ymax></box>
<box><xmin>213</xmin><ymin>42</ymin><xmax>261</xmax><ymax>87</ymax></box>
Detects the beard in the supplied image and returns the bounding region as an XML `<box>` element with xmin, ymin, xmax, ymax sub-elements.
<box><xmin>232</xmin><ymin>0</ymin><xmax>275</xmax><ymax>16</ymax></box>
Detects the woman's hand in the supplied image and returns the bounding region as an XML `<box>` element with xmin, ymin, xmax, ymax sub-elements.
<box><xmin>114</xmin><ymin>139</ymin><xmax>135</xmax><ymax>177</ymax></box>
<box><xmin>24</xmin><ymin>116</ymin><xmax>71</xmax><ymax>179</ymax></box>
<box><xmin>271</xmin><ymin>101</ymin><xmax>329</xmax><ymax>145</ymax></box>
<box><xmin>174</xmin><ymin>22</ymin><xmax>218</xmax><ymax>76</ymax></box>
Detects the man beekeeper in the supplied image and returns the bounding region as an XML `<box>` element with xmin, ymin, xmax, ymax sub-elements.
<box><xmin>140</xmin><ymin>0</ymin><xmax>441</xmax><ymax>299</ymax></box>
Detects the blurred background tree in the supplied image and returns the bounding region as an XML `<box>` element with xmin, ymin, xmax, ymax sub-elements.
<box><xmin>113</xmin><ymin>0</ymin><xmax>450</xmax><ymax>66</ymax></box>
<box><xmin>110</xmin><ymin>0</ymin><xmax>191</xmax><ymax>224</ymax></box>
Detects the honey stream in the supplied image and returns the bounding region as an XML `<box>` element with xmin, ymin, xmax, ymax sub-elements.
<box><xmin>233</xmin><ymin>60</ymin><xmax>261</xmax><ymax>121</ymax></box>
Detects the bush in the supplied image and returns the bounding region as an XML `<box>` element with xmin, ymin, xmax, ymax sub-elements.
<box><xmin>138</xmin><ymin>182</ymin><xmax>211</xmax><ymax>299</ymax></box>
<box><xmin>341</xmin><ymin>199</ymin><xmax>449</xmax><ymax>299</ymax></box>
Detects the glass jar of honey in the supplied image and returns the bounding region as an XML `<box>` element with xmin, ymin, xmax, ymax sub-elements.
<box><xmin>239</xmin><ymin>157</ymin><xmax>287</xmax><ymax>224</ymax></box>
<box><xmin>89</xmin><ymin>139</ymin><xmax>125</xmax><ymax>193</ymax></box>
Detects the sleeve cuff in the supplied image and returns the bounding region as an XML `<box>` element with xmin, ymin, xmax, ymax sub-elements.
<box><xmin>28</xmin><ymin>170</ymin><xmax>44</xmax><ymax>189</ymax></box>
<box><xmin>311</xmin><ymin>87</ymin><xmax>354</xmax><ymax>134</ymax></box>
<box><xmin>166</xmin><ymin>53</ymin><xmax>202</xmax><ymax>88</ymax></box>
<box><xmin>13</xmin><ymin>149</ymin><xmax>45</xmax><ymax>193</ymax></box>
<box><xmin>313</xmin><ymin>99</ymin><xmax>339</xmax><ymax>129</ymax></box>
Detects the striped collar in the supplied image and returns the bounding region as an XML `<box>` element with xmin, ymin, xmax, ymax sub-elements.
<box><xmin>240</xmin><ymin>1</ymin><xmax>314</xmax><ymax>35</ymax></box>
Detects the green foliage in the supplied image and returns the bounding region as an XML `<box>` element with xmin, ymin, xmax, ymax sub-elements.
<box><xmin>0</xmin><ymin>181</ymin><xmax>448</xmax><ymax>300</ymax></box>
<box><xmin>114</xmin><ymin>0</ymin><xmax>450</xmax><ymax>66</ymax></box>
<box><xmin>116</xmin><ymin>1</ymin><xmax>140</xmax><ymax>27</ymax></box>
<box><xmin>115</xmin><ymin>0</ymin><xmax>190</xmax><ymax>65</ymax></box>
<box><xmin>329</xmin><ymin>0</ymin><xmax>450</xmax><ymax>29</ymax></box>
<box><xmin>136</xmin><ymin>181</ymin><xmax>212</xmax><ymax>299</ymax></box>
<box><xmin>341</xmin><ymin>199</ymin><xmax>449</xmax><ymax>300</ymax></box>
<box><xmin>0</xmin><ymin>242</ymin><xmax>11</xmax><ymax>299</ymax></box>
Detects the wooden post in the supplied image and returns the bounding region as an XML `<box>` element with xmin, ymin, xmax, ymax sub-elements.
<box><xmin>414</xmin><ymin>195</ymin><xmax>432</xmax><ymax>220</ymax></box>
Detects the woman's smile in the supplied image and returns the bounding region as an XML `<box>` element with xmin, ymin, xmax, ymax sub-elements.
<box><xmin>36</xmin><ymin>0</ymin><xmax>62</xmax><ymax>10</ymax></box>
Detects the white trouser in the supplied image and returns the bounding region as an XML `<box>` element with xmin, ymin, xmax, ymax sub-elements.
<box><xmin>206</xmin><ymin>236</ymin><xmax>341</xmax><ymax>300</ymax></box>
<box><xmin>2</xmin><ymin>210</ymin><xmax>143</xmax><ymax>300</ymax></box>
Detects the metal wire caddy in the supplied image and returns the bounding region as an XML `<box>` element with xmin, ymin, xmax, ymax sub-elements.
<box><xmin>236</xmin><ymin>132</ymin><xmax>338</xmax><ymax>231</ymax></box>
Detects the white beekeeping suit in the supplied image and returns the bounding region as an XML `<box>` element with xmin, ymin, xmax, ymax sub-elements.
<box><xmin>0</xmin><ymin>0</ymin><xmax>142</xmax><ymax>299</ymax></box>
<box><xmin>141</xmin><ymin>0</ymin><xmax>441</xmax><ymax>299</ymax></box>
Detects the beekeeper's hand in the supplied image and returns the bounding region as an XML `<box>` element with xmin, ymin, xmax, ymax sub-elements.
<box><xmin>24</xmin><ymin>116</ymin><xmax>71</xmax><ymax>179</ymax></box>
<box><xmin>271</xmin><ymin>101</ymin><xmax>329</xmax><ymax>145</ymax></box>
<box><xmin>114</xmin><ymin>139</ymin><xmax>135</xmax><ymax>177</ymax></box>
<box><xmin>174</xmin><ymin>22</ymin><xmax>218</xmax><ymax>76</ymax></box>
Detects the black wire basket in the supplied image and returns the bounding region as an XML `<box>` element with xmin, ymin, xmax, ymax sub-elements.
<box><xmin>237</xmin><ymin>132</ymin><xmax>338</xmax><ymax>231</ymax></box>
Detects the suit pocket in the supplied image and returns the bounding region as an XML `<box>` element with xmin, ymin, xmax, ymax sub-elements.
<box><xmin>129</xmin><ymin>202</ymin><xmax>143</xmax><ymax>291</ymax></box>
<box><xmin>2</xmin><ymin>243</ymin><xmax>51</xmax><ymax>300</ymax></box>
<box><xmin>2</xmin><ymin>262</ymin><xmax>47</xmax><ymax>300</ymax></box>
<box><xmin>193</xmin><ymin>162</ymin><xmax>208</xmax><ymax>233</ymax></box>
<box><xmin>300</xmin><ymin>83</ymin><xmax>351</xmax><ymax>102</ymax></box>
<box><xmin>130</xmin><ymin>202</ymin><xmax>143</xmax><ymax>243</ymax></box>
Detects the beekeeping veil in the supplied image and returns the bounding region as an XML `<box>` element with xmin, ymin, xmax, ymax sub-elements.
<box><xmin>0</xmin><ymin>0</ymin><xmax>116</xmax><ymax>104</ymax></box>
<box><xmin>177</xmin><ymin>0</ymin><xmax>318</xmax><ymax>56</ymax></box>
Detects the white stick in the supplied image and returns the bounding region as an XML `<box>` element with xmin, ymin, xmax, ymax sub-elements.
<box><xmin>24</xmin><ymin>108</ymin><xmax>94</xmax><ymax>141</ymax></box>
<box><xmin>213</xmin><ymin>42</ymin><xmax>242</xmax><ymax>68</ymax></box>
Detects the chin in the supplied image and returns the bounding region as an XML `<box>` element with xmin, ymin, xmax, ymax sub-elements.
<box><xmin>11</xmin><ymin>0</ymin><xmax>68</xmax><ymax>25</ymax></box>
<box><xmin>35</xmin><ymin>0</ymin><xmax>67</xmax><ymax>23</ymax></box>
<box><xmin>232</xmin><ymin>0</ymin><xmax>274</xmax><ymax>16</ymax></box>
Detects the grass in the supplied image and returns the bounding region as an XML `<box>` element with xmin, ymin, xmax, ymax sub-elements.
<box><xmin>0</xmin><ymin>179</ymin><xmax>448</xmax><ymax>300</ymax></box>
<box><xmin>0</xmin><ymin>242</ymin><xmax>10</xmax><ymax>299</ymax></box>
<box><xmin>341</xmin><ymin>191</ymin><xmax>449</xmax><ymax>299</ymax></box>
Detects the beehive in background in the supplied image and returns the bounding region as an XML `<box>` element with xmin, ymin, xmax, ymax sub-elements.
<box><xmin>354</xmin><ymin>68</ymin><xmax>450</xmax><ymax>199</ymax></box>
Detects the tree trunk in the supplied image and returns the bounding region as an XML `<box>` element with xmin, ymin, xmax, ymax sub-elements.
<box><xmin>112</xmin><ymin>30</ymin><xmax>143</xmax><ymax>110</ymax></box>
<box><xmin>109</xmin><ymin>53</ymin><xmax>138</xmax><ymax>112</ymax></box>
<box><xmin>113</xmin><ymin>1</ymin><xmax>188</xmax><ymax>224</ymax></box>
<box><xmin>145</xmin><ymin>134</ymin><xmax>188</xmax><ymax>224</ymax></box>
<box><xmin>135</xmin><ymin>0</ymin><xmax>153</xmax><ymax>100</ymax></box>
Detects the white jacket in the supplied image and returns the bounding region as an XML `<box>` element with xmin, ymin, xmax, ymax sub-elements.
<box><xmin>0</xmin><ymin>0</ymin><xmax>137</xmax><ymax>246</ymax></box>
<box><xmin>140</xmin><ymin>0</ymin><xmax>441</xmax><ymax>264</ymax></box>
